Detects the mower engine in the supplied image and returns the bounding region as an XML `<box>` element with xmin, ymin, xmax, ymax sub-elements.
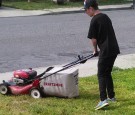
<box><xmin>13</xmin><ymin>68</ymin><xmax>37</xmax><ymax>84</ymax></box>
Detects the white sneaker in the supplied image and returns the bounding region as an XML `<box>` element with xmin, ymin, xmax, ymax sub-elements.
<box><xmin>95</xmin><ymin>99</ymin><xmax>109</xmax><ymax>110</ymax></box>
<box><xmin>107</xmin><ymin>97</ymin><xmax>116</xmax><ymax>102</ymax></box>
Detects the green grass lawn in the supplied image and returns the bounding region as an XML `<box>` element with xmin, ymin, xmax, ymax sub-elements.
<box><xmin>0</xmin><ymin>68</ymin><xmax>135</xmax><ymax>115</ymax></box>
<box><xmin>2</xmin><ymin>0</ymin><xmax>132</xmax><ymax>10</ymax></box>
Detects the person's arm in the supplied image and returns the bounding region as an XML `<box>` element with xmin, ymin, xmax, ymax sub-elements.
<box><xmin>91</xmin><ymin>38</ymin><xmax>99</xmax><ymax>56</ymax></box>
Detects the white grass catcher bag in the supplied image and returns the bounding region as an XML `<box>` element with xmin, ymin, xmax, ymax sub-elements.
<box><xmin>40</xmin><ymin>67</ymin><xmax>79</xmax><ymax>98</ymax></box>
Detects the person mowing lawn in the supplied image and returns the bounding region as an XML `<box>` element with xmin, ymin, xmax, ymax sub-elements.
<box><xmin>84</xmin><ymin>0</ymin><xmax>120</xmax><ymax>110</ymax></box>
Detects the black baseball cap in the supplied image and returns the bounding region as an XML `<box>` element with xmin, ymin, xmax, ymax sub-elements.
<box><xmin>84</xmin><ymin>0</ymin><xmax>98</xmax><ymax>10</ymax></box>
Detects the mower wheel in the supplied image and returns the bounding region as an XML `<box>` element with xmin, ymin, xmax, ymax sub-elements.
<box><xmin>0</xmin><ymin>84</ymin><xmax>10</xmax><ymax>95</ymax></box>
<box><xmin>30</xmin><ymin>88</ymin><xmax>41</xmax><ymax>99</ymax></box>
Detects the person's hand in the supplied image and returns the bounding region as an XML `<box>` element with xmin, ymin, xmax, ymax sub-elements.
<box><xmin>93</xmin><ymin>51</ymin><xmax>99</xmax><ymax>57</ymax></box>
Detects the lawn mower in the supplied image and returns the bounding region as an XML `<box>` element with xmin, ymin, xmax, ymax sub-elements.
<box><xmin>0</xmin><ymin>53</ymin><xmax>95</xmax><ymax>99</ymax></box>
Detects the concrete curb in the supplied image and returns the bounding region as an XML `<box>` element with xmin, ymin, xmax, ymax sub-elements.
<box><xmin>0</xmin><ymin>3</ymin><xmax>133</xmax><ymax>17</ymax></box>
<box><xmin>42</xmin><ymin>4</ymin><xmax>133</xmax><ymax>16</ymax></box>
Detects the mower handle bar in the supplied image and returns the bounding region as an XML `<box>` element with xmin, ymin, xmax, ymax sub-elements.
<box><xmin>39</xmin><ymin>53</ymin><xmax>94</xmax><ymax>80</ymax></box>
<box><xmin>63</xmin><ymin>53</ymin><xmax>94</xmax><ymax>68</ymax></box>
<box><xmin>23</xmin><ymin>53</ymin><xmax>94</xmax><ymax>84</ymax></box>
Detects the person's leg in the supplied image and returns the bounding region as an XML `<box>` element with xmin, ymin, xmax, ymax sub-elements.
<box><xmin>97</xmin><ymin>58</ymin><xmax>108</xmax><ymax>101</ymax></box>
<box><xmin>106</xmin><ymin>75</ymin><xmax>115</xmax><ymax>99</ymax></box>
<box><xmin>97</xmin><ymin>55</ymin><xmax>117</xmax><ymax>100</ymax></box>
<box><xmin>95</xmin><ymin>59</ymin><xmax>109</xmax><ymax>110</ymax></box>
<box><xmin>96</xmin><ymin>56</ymin><xmax>117</xmax><ymax>110</ymax></box>
<box><xmin>106</xmin><ymin>56</ymin><xmax>117</xmax><ymax>99</ymax></box>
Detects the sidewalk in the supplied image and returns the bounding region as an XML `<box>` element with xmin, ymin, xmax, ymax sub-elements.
<box><xmin>0</xmin><ymin>3</ymin><xmax>133</xmax><ymax>17</ymax></box>
<box><xmin>0</xmin><ymin>53</ymin><xmax>135</xmax><ymax>83</ymax></box>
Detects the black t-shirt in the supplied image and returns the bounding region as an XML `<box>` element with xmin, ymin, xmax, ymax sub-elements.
<box><xmin>88</xmin><ymin>13</ymin><xmax>120</xmax><ymax>58</ymax></box>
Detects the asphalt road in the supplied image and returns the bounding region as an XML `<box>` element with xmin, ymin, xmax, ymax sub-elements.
<box><xmin>0</xmin><ymin>9</ymin><xmax>135</xmax><ymax>73</ymax></box>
